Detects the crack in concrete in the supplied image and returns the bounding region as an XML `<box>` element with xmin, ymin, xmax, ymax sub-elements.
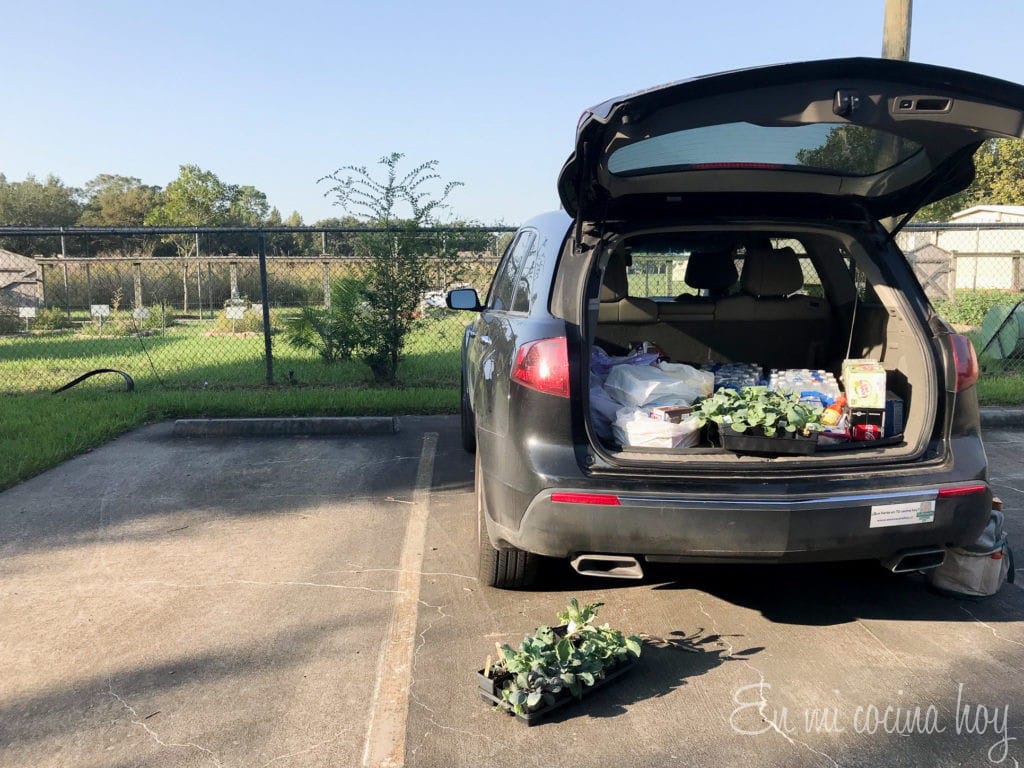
<box><xmin>319</xmin><ymin>563</ymin><xmax>476</xmax><ymax>581</ymax></box>
<box><xmin>131</xmin><ymin>577</ymin><xmax>404</xmax><ymax>596</ymax></box>
<box><xmin>256</xmin><ymin>728</ymin><xmax>356</xmax><ymax>768</ymax></box>
<box><xmin>695</xmin><ymin>599</ymin><xmax>841</xmax><ymax>768</ymax></box>
<box><xmin>856</xmin><ymin>620</ymin><xmax>911</xmax><ymax>670</ymax></box>
<box><xmin>960</xmin><ymin>606</ymin><xmax>1024</xmax><ymax>649</ymax></box>
<box><xmin>106</xmin><ymin>682</ymin><xmax>223</xmax><ymax>768</ymax></box>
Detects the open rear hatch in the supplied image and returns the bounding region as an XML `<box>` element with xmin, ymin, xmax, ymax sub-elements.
<box><xmin>558</xmin><ymin>58</ymin><xmax>1024</xmax><ymax>226</ymax></box>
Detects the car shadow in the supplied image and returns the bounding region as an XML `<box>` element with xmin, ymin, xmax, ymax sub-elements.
<box><xmin>532</xmin><ymin>558</ymin><xmax>1023</xmax><ymax>625</ymax></box>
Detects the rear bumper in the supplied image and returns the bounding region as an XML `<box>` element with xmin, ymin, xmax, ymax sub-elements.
<box><xmin>493</xmin><ymin>484</ymin><xmax>992</xmax><ymax>563</ymax></box>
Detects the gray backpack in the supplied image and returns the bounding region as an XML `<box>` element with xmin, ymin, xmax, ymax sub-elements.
<box><xmin>928</xmin><ymin>507</ymin><xmax>1015</xmax><ymax>599</ymax></box>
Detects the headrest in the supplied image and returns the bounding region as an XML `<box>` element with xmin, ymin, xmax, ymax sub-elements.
<box><xmin>600</xmin><ymin>251</ymin><xmax>629</xmax><ymax>302</ymax></box>
<box><xmin>741</xmin><ymin>246</ymin><xmax>804</xmax><ymax>298</ymax></box>
<box><xmin>684</xmin><ymin>250</ymin><xmax>739</xmax><ymax>293</ymax></box>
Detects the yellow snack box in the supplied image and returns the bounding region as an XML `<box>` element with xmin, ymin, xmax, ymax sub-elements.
<box><xmin>842</xmin><ymin>359</ymin><xmax>887</xmax><ymax>409</ymax></box>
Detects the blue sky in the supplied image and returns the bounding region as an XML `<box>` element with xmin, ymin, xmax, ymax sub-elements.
<box><xmin>3</xmin><ymin>0</ymin><xmax>1023</xmax><ymax>225</ymax></box>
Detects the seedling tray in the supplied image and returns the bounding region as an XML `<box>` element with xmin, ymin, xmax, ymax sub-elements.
<box><xmin>478</xmin><ymin>658</ymin><xmax>637</xmax><ymax>726</ymax></box>
<box><xmin>709</xmin><ymin>424</ymin><xmax>817</xmax><ymax>455</ymax></box>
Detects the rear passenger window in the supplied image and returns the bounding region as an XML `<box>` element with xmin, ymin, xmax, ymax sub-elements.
<box><xmin>510</xmin><ymin>236</ymin><xmax>542</xmax><ymax>313</ymax></box>
<box><xmin>488</xmin><ymin>231</ymin><xmax>535</xmax><ymax>311</ymax></box>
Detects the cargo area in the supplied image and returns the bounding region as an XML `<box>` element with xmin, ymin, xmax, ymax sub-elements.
<box><xmin>584</xmin><ymin>225</ymin><xmax>937</xmax><ymax>465</ymax></box>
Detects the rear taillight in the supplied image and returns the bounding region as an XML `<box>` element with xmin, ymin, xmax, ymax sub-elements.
<box><xmin>551</xmin><ymin>492</ymin><xmax>620</xmax><ymax>506</ymax></box>
<box><xmin>950</xmin><ymin>334</ymin><xmax>979</xmax><ymax>392</ymax></box>
<box><xmin>937</xmin><ymin>484</ymin><xmax>987</xmax><ymax>498</ymax></box>
<box><xmin>511</xmin><ymin>337</ymin><xmax>570</xmax><ymax>398</ymax></box>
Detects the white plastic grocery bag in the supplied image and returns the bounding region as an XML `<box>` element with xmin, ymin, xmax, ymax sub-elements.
<box><xmin>612</xmin><ymin>408</ymin><xmax>702</xmax><ymax>449</ymax></box>
<box><xmin>604</xmin><ymin>362</ymin><xmax>713</xmax><ymax>408</ymax></box>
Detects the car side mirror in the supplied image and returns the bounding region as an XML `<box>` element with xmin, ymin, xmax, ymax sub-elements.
<box><xmin>446</xmin><ymin>288</ymin><xmax>482</xmax><ymax>311</ymax></box>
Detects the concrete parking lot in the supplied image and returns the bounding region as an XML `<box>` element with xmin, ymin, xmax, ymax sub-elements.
<box><xmin>1</xmin><ymin>416</ymin><xmax>1023</xmax><ymax>767</ymax></box>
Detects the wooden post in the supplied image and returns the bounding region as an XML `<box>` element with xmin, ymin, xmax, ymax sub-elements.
<box><xmin>133</xmin><ymin>262</ymin><xmax>144</xmax><ymax>308</ymax></box>
<box><xmin>882</xmin><ymin>0</ymin><xmax>912</xmax><ymax>61</ymax></box>
<box><xmin>230</xmin><ymin>261</ymin><xmax>240</xmax><ymax>299</ymax></box>
<box><xmin>196</xmin><ymin>259</ymin><xmax>203</xmax><ymax>319</ymax></box>
<box><xmin>36</xmin><ymin>263</ymin><xmax>45</xmax><ymax>307</ymax></box>
<box><xmin>321</xmin><ymin>231</ymin><xmax>327</xmax><ymax>255</ymax></box>
<box><xmin>323</xmin><ymin>261</ymin><xmax>331</xmax><ymax>308</ymax></box>
<box><xmin>1013</xmin><ymin>254</ymin><xmax>1022</xmax><ymax>292</ymax></box>
<box><xmin>62</xmin><ymin>260</ymin><xmax>71</xmax><ymax>319</ymax></box>
<box><xmin>182</xmin><ymin>261</ymin><xmax>189</xmax><ymax>316</ymax></box>
<box><xmin>85</xmin><ymin>262</ymin><xmax>92</xmax><ymax>308</ymax></box>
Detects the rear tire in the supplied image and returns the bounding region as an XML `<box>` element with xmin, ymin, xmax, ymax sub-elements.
<box><xmin>476</xmin><ymin>451</ymin><xmax>539</xmax><ymax>589</ymax></box>
<box><xmin>460</xmin><ymin>371</ymin><xmax>476</xmax><ymax>454</ymax></box>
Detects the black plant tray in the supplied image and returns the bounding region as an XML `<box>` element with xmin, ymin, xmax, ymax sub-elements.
<box><xmin>478</xmin><ymin>658</ymin><xmax>638</xmax><ymax>726</ymax></box>
<box><xmin>710</xmin><ymin>424</ymin><xmax>817</xmax><ymax>455</ymax></box>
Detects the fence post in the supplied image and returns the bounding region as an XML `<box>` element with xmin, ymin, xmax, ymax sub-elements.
<box><xmin>133</xmin><ymin>262</ymin><xmax>143</xmax><ymax>308</ymax></box>
<box><xmin>85</xmin><ymin>262</ymin><xmax>92</xmax><ymax>308</ymax></box>
<box><xmin>182</xmin><ymin>260</ymin><xmax>189</xmax><ymax>316</ymax></box>
<box><xmin>62</xmin><ymin>259</ymin><xmax>71</xmax><ymax>320</ymax></box>
<box><xmin>257</xmin><ymin>231</ymin><xmax>273</xmax><ymax>385</ymax></box>
<box><xmin>322</xmin><ymin>261</ymin><xmax>330</xmax><ymax>307</ymax></box>
<box><xmin>36</xmin><ymin>263</ymin><xmax>45</xmax><ymax>306</ymax></box>
<box><xmin>1013</xmin><ymin>255</ymin><xmax>1022</xmax><ymax>292</ymax></box>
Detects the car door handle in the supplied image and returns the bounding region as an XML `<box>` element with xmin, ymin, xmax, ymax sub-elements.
<box><xmin>479</xmin><ymin>335</ymin><xmax>492</xmax><ymax>345</ymax></box>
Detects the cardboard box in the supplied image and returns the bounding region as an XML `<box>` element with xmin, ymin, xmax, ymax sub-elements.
<box><xmin>842</xmin><ymin>359</ymin><xmax>887</xmax><ymax>409</ymax></box>
<box><xmin>649</xmin><ymin>405</ymin><xmax>692</xmax><ymax>423</ymax></box>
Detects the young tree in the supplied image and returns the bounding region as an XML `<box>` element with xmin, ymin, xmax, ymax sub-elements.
<box><xmin>318</xmin><ymin>153</ymin><xmax>463</xmax><ymax>384</ymax></box>
<box><xmin>145</xmin><ymin>165</ymin><xmax>234</xmax><ymax>259</ymax></box>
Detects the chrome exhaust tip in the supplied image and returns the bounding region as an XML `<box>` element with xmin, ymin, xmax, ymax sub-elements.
<box><xmin>570</xmin><ymin>554</ymin><xmax>644</xmax><ymax>580</ymax></box>
<box><xmin>884</xmin><ymin>547</ymin><xmax>947</xmax><ymax>573</ymax></box>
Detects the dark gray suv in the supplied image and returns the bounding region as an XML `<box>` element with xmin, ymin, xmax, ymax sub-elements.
<box><xmin>448</xmin><ymin>58</ymin><xmax>1017</xmax><ymax>589</ymax></box>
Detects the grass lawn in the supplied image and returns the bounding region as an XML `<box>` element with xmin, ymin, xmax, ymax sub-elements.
<box><xmin>0</xmin><ymin>386</ymin><xmax>459</xmax><ymax>491</ymax></box>
<box><xmin>0</xmin><ymin>313</ymin><xmax>467</xmax><ymax>392</ymax></box>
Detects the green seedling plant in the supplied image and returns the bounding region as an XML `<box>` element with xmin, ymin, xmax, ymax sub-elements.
<box><xmin>492</xmin><ymin>599</ymin><xmax>642</xmax><ymax>716</ymax></box>
<box><xmin>693</xmin><ymin>386</ymin><xmax>825</xmax><ymax>437</ymax></box>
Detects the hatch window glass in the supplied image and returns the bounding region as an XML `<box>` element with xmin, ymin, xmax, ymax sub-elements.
<box><xmin>608</xmin><ymin>123</ymin><xmax>922</xmax><ymax>177</ymax></box>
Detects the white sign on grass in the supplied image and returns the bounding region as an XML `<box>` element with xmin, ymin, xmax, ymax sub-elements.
<box><xmin>132</xmin><ymin>307</ymin><xmax>151</xmax><ymax>319</ymax></box>
<box><xmin>225</xmin><ymin>306</ymin><xmax>246</xmax><ymax>320</ymax></box>
<box><xmin>90</xmin><ymin>304</ymin><xmax>111</xmax><ymax>317</ymax></box>
<box><xmin>250</xmin><ymin>303</ymin><xmax>262</xmax><ymax>315</ymax></box>
<box><xmin>18</xmin><ymin>307</ymin><xmax>37</xmax><ymax>318</ymax></box>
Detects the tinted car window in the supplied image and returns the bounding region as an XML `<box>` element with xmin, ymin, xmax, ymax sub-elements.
<box><xmin>489</xmin><ymin>231</ymin><xmax>535</xmax><ymax>311</ymax></box>
<box><xmin>510</xmin><ymin>235</ymin><xmax>543</xmax><ymax>313</ymax></box>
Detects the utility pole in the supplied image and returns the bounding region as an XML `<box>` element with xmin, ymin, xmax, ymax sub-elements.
<box><xmin>882</xmin><ymin>0</ymin><xmax>912</xmax><ymax>61</ymax></box>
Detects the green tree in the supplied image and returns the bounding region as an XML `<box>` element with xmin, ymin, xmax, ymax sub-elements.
<box><xmin>145</xmin><ymin>165</ymin><xmax>233</xmax><ymax>259</ymax></box>
<box><xmin>0</xmin><ymin>173</ymin><xmax>83</xmax><ymax>254</ymax></box>
<box><xmin>318</xmin><ymin>152</ymin><xmax>463</xmax><ymax>384</ymax></box>
<box><xmin>917</xmin><ymin>139</ymin><xmax>1024</xmax><ymax>221</ymax></box>
<box><xmin>80</xmin><ymin>174</ymin><xmax>162</xmax><ymax>256</ymax></box>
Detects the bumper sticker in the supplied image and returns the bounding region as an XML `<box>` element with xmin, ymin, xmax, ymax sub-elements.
<box><xmin>869</xmin><ymin>500</ymin><xmax>936</xmax><ymax>528</ymax></box>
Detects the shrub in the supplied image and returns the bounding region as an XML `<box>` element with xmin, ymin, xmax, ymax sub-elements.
<box><xmin>0</xmin><ymin>305</ymin><xmax>20</xmax><ymax>334</ymax></box>
<box><xmin>212</xmin><ymin>301</ymin><xmax>285</xmax><ymax>334</ymax></box>
<box><xmin>283</xmin><ymin>277</ymin><xmax>368</xmax><ymax>363</ymax></box>
<box><xmin>34</xmin><ymin>307</ymin><xmax>72</xmax><ymax>331</ymax></box>
<box><xmin>933</xmin><ymin>289</ymin><xmax>1019</xmax><ymax>327</ymax></box>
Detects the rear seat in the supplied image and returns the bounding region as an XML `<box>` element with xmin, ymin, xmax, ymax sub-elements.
<box><xmin>714</xmin><ymin>246</ymin><xmax>832</xmax><ymax>367</ymax></box>
<box><xmin>595</xmin><ymin>245</ymin><xmax>832</xmax><ymax>367</ymax></box>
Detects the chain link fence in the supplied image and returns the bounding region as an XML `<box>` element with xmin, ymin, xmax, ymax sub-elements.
<box><xmin>0</xmin><ymin>226</ymin><xmax>511</xmax><ymax>392</ymax></box>
<box><xmin>899</xmin><ymin>222</ymin><xmax>1024</xmax><ymax>376</ymax></box>
<box><xmin>3</xmin><ymin>222</ymin><xmax>1024</xmax><ymax>393</ymax></box>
